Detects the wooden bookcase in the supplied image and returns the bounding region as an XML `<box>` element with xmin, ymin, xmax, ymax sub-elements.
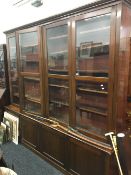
<box><xmin>4</xmin><ymin>0</ymin><xmax>131</xmax><ymax>174</ymax></box>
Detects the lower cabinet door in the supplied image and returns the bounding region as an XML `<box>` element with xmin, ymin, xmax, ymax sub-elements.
<box><xmin>69</xmin><ymin>138</ymin><xmax>107</xmax><ymax>175</ymax></box>
<box><xmin>38</xmin><ymin>126</ymin><xmax>67</xmax><ymax>168</ymax></box>
<box><xmin>21</xmin><ymin>117</ymin><xmax>38</xmax><ymax>149</ymax></box>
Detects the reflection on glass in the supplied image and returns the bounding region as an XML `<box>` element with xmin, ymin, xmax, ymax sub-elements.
<box><xmin>76</xmin><ymin>80</ymin><xmax>108</xmax><ymax>134</ymax></box>
<box><xmin>47</xmin><ymin>25</ymin><xmax>68</xmax><ymax>75</ymax></box>
<box><xmin>9</xmin><ymin>37</ymin><xmax>19</xmax><ymax>104</ymax></box>
<box><xmin>76</xmin><ymin>14</ymin><xmax>111</xmax><ymax>77</ymax></box>
<box><xmin>24</xmin><ymin>100</ymin><xmax>41</xmax><ymax>114</ymax></box>
<box><xmin>0</xmin><ymin>50</ymin><xmax>6</xmax><ymax>88</ymax></box>
<box><xmin>49</xmin><ymin>78</ymin><xmax>69</xmax><ymax>123</ymax></box>
<box><xmin>19</xmin><ymin>32</ymin><xmax>39</xmax><ymax>72</ymax></box>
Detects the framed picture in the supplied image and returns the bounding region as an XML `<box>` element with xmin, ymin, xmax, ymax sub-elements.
<box><xmin>90</xmin><ymin>42</ymin><xmax>102</xmax><ymax>56</ymax></box>
<box><xmin>3</xmin><ymin>112</ymin><xmax>19</xmax><ymax>145</ymax></box>
<box><xmin>80</xmin><ymin>42</ymin><xmax>92</xmax><ymax>58</ymax></box>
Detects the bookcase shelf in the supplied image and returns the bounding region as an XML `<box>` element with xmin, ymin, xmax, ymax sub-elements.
<box><xmin>77</xmin><ymin>88</ymin><xmax>108</xmax><ymax>95</ymax></box>
<box><xmin>20</xmin><ymin>72</ymin><xmax>40</xmax><ymax>77</ymax></box>
<box><xmin>49</xmin><ymin>84</ymin><xmax>69</xmax><ymax>89</ymax></box>
<box><xmin>50</xmin><ymin>100</ymin><xmax>69</xmax><ymax>107</ymax></box>
<box><xmin>25</xmin><ymin>96</ymin><xmax>41</xmax><ymax>104</ymax></box>
<box><xmin>75</xmin><ymin>76</ymin><xmax>108</xmax><ymax>83</ymax></box>
<box><xmin>49</xmin><ymin>50</ymin><xmax>68</xmax><ymax>55</ymax></box>
<box><xmin>78</xmin><ymin>106</ymin><xmax>107</xmax><ymax>117</ymax></box>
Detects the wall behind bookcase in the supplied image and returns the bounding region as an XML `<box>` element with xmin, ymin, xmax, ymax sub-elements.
<box><xmin>0</xmin><ymin>0</ymin><xmax>96</xmax><ymax>44</ymax></box>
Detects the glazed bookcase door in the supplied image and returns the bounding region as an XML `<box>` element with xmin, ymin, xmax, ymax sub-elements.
<box><xmin>46</xmin><ymin>22</ymin><xmax>70</xmax><ymax>124</ymax></box>
<box><xmin>75</xmin><ymin>13</ymin><xmax>111</xmax><ymax>135</ymax></box>
<box><xmin>18</xmin><ymin>27</ymin><xmax>42</xmax><ymax>115</ymax></box>
<box><xmin>7</xmin><ymin>35</ymin><xmax>19</xmax><ymax>105</ymax></box>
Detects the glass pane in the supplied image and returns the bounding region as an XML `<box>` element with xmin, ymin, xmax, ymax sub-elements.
<box><xmin>49</xmin><ymin>78</ymin><xmax>69</xmax><ymax>124</ymax></box>
<box><xmin>24</xmin><ymin>100</ymin><xmax>41</xmax><ymax>115</ymax></box>
<box><xmin>9</xmin><ymin>37</ymin><xmax>19</xmax><ymax>105</ymax></box>
<box><xmin>47</xmin><ymin>25</ymin><xmax>68</xmax><ymax>75</ymax></box>
<box><xmin>23</xmin><ymin>77</ymin><xmax>41</xmax><ymax>115</ymax></box>
<box><xmin>0</xmin><ymin>50</ymin><xmax>6</xmax><ymax>88</ymax></box>
<box><xmin>76</xmin><ymin>80</ymin><xmax>108</xmax><ymax>134</ymax></box>
<box><xmin>19</xmin><ymin>32</ymin><xmax>39</xmax><ymax>73</ymax></box>
<box><xmin>76</xmin><ymin>14</ymin><xmax>111</xmax><ymax>77</ymax></box>
<box><xmin>24</xmin><ymin>78</ymin><xmax>40</xmax><ymax>101</ymax></box>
